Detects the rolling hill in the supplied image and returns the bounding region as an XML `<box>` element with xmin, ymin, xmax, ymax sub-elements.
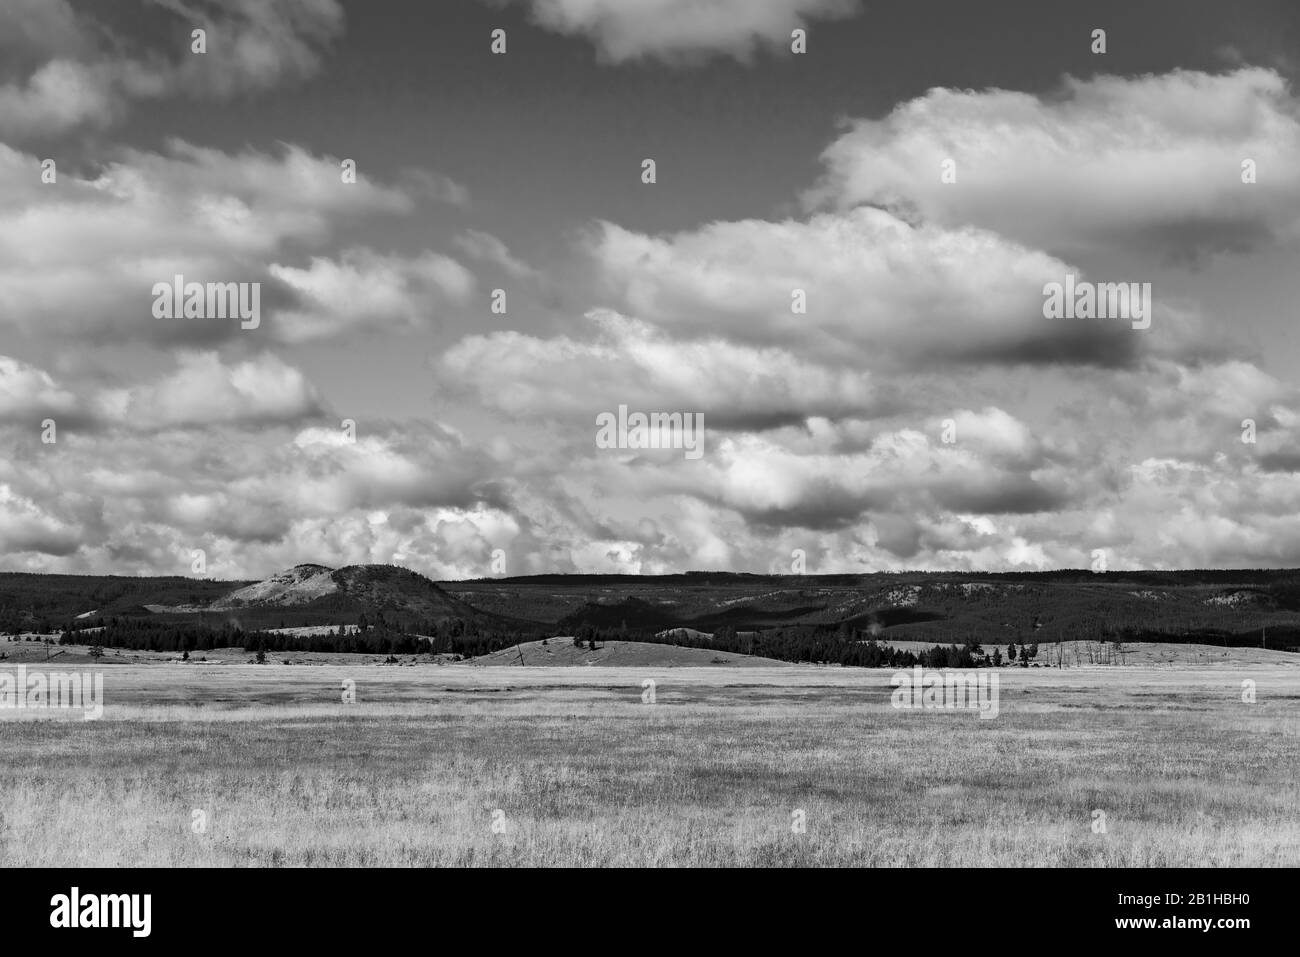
<box><xmin>469</xmin><ymin>638</ymin><xmax>791</xmax><ymax>667</ymax></box>
<box><xmin>4</xmin><ymin>565</ymin><xmax>1300</xmax><ymax>657</ymax></box>
<box><xmin>144</xmin><ymin>563</ymin><xmax>502</xmax><ymax>628</ymax></box>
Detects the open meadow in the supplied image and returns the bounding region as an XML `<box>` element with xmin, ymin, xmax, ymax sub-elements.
<box><xmin>2</xmin><ymin>651</ymin><xmax>1298</xmax><ymax>867</ymax></box>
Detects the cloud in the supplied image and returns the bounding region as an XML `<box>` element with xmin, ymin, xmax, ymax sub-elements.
<box><xmin>0</xmin><ymin>60</ymin><xmax>123</xmax><ymax>137</ymax></box>
<box><xmin>0</xmin><ymin>355</ymin><xmax>82</xmax><ymax>423</ymax></box>
<box><xmin>0</xmin><ymin>408</ymin><xmax>505</xmax><ymax>575</ymax></box>
<box><xmin>9</xmin><ymin>348</ymin><xmax>1300</xmax><ymax>572</ymax></box>
<box><xmin>0</xmin><ymin>139</ymin><xmax>461</xmax><ymax>344</ymax></box>
<box><xmin>807</xmin><ymin>68</ymin><xmax>1300</xmax><ymax>260</ymax></box>
<box><xmin>397</xmin><ymin>168</ymin><xmax>472</xmax><ymax>208</ymax></box>
<box><xmin>454</xmin><ymin>230</ymin><xmax>539</xmax><ymax>280</ymax></box>
<box><xmin>0</xmin><ymin>484</ymin><xmax>81</xmax><ymax>557</ymax></box>
<box><xmin>95</xmin><ymin>352</ymin><xmax>326</xmax><ymax>429</ymax></box>
<box><xmin>1119</xmin><ymin>359</ymin><xmax>1300</xmax><ymax>468</ymax></box>
<box><xmin>268</xmin><ymin>249</ymin><xmax>475</xmax><ymax>343</ymax></box>
<box><xmin>0</xmin><ymin>0</ymin><xmax>345</xmax><ymax>138</ymax></box>
<box><xmin>0</xmin><ymin>0</ymin><xmax>94</xmax><ymax>60</ymax></box>
<box><xmin>3</xmin><ymin>43</ymin><xmax>1298</xmax><ymax>576</ymax></box>
<box><xmin>2</xmin><ymin>350</ymin><xmax>327</xmax><ymax>431</ymax></box>
<box><xmin>937</xmin><ymin>407</ymin><xmax>1043</xmax><ymax>467</ymax></box>
<box><xmin>502</xmin><ymin>0</ymin><xmax>859</xmax><ymax>64</ymax></box>
<box><xmin>587</xmin><ymin>208</ymin><xmax>1142</xmax><ymax>370</ymax></box>
<box><xmin>437</xmin><ymin>309</ymin><xmax>881</xmax><ymax>430</ymax></box>
<box><xmin>149</xmin><ymin>0</ymin><xmax>346</xmax><ymax>97</ymax></box>
<box><xmin>690</xmin><ymin>425</ymin><xmax>1071</xmax><ymax>531</ymax></box>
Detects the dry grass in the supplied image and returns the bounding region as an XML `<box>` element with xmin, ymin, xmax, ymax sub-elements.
<box><xmin>1</xmin><ymin>663</ymin><xmax>1298</xmax><ymax>866</ymax></box>
<box><xmin>470</xmin><ymin>638</ymin><xmax>790</xmax><ymax>666</ymax></box>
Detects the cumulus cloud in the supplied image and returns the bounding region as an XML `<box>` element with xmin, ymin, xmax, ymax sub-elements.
<box><xmin>502</xmin><ymin>0</ymin><xmax>859</xmax><ymax>63</ymax></box>
<box><xmin>935</xmin><ymin>407</ymin><xmax>1043</xmax><ymax>467</ymax></box>
<box><xmin>426</xmin><ymin>307</ymin><xmax>1300</xmax><ymax>571</ymax></box>
<box><xmin>807</xmin><ymin>68</ymin><xmax>1300</xmax><ymax>260</ymax></box>
<box><xmin>9</xmin><ymin>348</ymin><xmax>1300</xmax><ymax>572</ymax></box>
<box><xmin>151</xmin><ymin>0</ymin><xmax>345</xmax><ymax>97</ymax></box>
<box><xmin>683</xmin><ymin>425</ymin><xmax>1071</xmax><ymax>531</ymax></box>
<box><xmin>436</xmin><ymin>309</ymin><xmax>882</xmax><ymax>430</ymax></box>
<box><xmin>1114</xmin><ymin>359</ymin><xmax>1300</xmax><ymax>469</ymax></box>
<box><xmin>0</xmin><ymin>407</ymin><xmax>506</xmax><ymax>575</ymax></box>
<box><xmin>95</xmin><ymin>352</ymin><xmax>326</xmax><ymax>429</ymax></box>
<box><xmin>535</xmin><ymin>390</ymin><xmax>1300</xmax><ymax>571</ymax></box>
<box><xmin>2</xmin><ymin>350</ymin><xmax>326</xmax><ymax>431</ymax></box>
<box><xmin>0</xmin><ymin>0</ymin><xmax>345</xmax><ymax>137</ymax></box>
<box><xmin>4</xmin><ymin>41</ymin><xmax>1298</xmax><ymax>576</ymax></box>
<box><xmin>397</xmin><ymin>168</ymin><xmax>472</xmax><ymax>208</ymax></box>
<box><xmin>0</xmin><ymin>0</ymin><xmax>93</xmax><ymax>60</ymax></box>
<box><xmin>454</xmin><ymin>230</ymin><xmax>540</xmax><ymax>280</ymax></box>
<box><xmin>0</xmin><ymin>355</ymin><xmax>82</xmax><ymax>423</ymax></box>
<box><xmin>587</xmin><ymin>208</ymin><xmax>1143</xmax><ymax>370</ymax></box>
<box><xmin>269</xmin><ymin>249</ymin><xmax>475</xmax><ymax>343</ymax></box>
<box><xmin>0</xmin><ymin>484</ymin><xmax>81</xmax><ymax>557</ymax></box>
<box><xmin>0</xmin><ymin>139</ymin><xmax>464</xmax><ymax>344</ymax></box>
<box><xmin>0</xmin><ymin>60</ymin><xmax>123</xmax><ymax>136</ymax></box>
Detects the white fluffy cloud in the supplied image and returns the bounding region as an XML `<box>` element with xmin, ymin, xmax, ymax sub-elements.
<box><xmin>0</xmin><ymin>484</ymin><xmax>82</xmax><ymax>557</ymax></box>
<box><xmin>807</xmin><ymin>68</ymin><xmax>1300</xmax><ymax>259</ymax></box>
<box><xmin>269</xmin><ymin>250</ymin><xmax>475</xmax><ymax>343</ymax></box>
<box><xmin>0</xmin><ymin>139</ymin><xmax>466</xmax><ymax>344</ymax></box>
<box><xmin>588</xmin><ymin>208</ymin><xmax>1142</xmax><ymax>369</ymax></box>
<box><xmin>95</xmin><ymin>352</ymin><xmax>325</xmax><ymax>429</ymax></box>
<box><xmin>0</xmin><ymin>60</ymin><xmax>122</xmax><ymax>136</ymax></box>
<box><xmin>0</xmin><ymin>403</ymin><xmax>506</xmax><ymax>576</ymax></box>
<box><xmin>0</xmin><ymin>0</ymin><xmax>345</xmax><ymax>137</ymax></box>
<box><xmin>0</xmin><ymin>0</ymin><xmax>90</xmax><ymax>59</ymax></box>
<box><xmin>1</xmin><ymin>351</ymin><xmax>325</xmax><ymax>430</ymax></box>
<box><xmin>7</xmin><ymin>348</ymin><xmax>1300</xmax><ymax>573</ymax></box>
<box><xmin>0</xmin><ymin>356</ymin><xmax>81</xmax><ymax>423</ymax></box>
<box><xmin>437</xmin><ymin>309</ymin><xmax>880</xmax><ymax>429</ymax></box>
<box><xmin>454</xmin><ymin>230</ymin><xmax>540</xmax><ymax>280</ymax></box>
<box><xmin>505</xmin><ymin>0</ymin><xmax>859</xmax><ymax>63</ymax></box>
<box><xmin>691</xmin><ymin>425</ymin><xmax>1070</xmax><ymax>530</ymax></box>
<box><xmin>4</xmin><ymin>41</ymin><xmax>1300</xmax><ymax>576</ymax></box>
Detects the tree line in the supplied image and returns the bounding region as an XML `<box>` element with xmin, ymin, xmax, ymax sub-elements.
<box><xmin>55</xmin><ymin>614</ymin><xmax>1065</xmax><ymax>668</ymax></box>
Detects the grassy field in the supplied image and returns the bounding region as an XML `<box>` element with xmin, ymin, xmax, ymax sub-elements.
<box><xmin>2</xmin><ymin>656</ymin><xmax>1298</xmax><ymax>866</ymax></box>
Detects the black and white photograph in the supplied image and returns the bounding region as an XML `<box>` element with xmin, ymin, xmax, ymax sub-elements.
<box><xmin>0</xmin><ymin>0</ymin><xmax>1296</xmax><ymax>937</ymax></box>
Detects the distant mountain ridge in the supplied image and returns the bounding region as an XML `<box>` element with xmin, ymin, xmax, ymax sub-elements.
<box><xmin>3</xmin><ymin>565</ymin><xmax>1300</xmax><ymax>651</ymax></box>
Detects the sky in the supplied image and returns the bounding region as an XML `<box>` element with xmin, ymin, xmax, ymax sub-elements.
<box><xmin>2</xmin><ymin>0</ymin><xmax>1300</xmax><ymax>579</ymax></box>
